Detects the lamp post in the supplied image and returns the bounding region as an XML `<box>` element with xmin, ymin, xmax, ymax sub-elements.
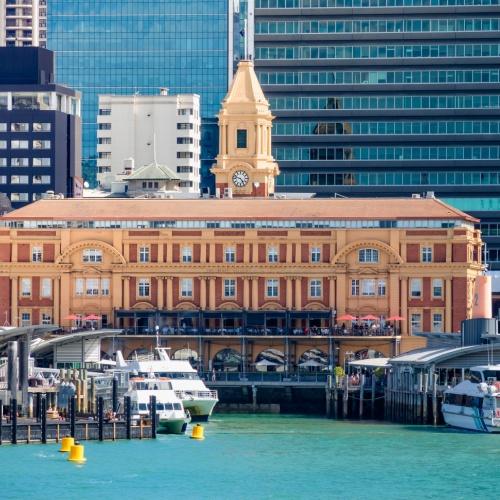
<box><xmin>344</xmin><ymin>350</ymin><xmax>354</xmax><ymax>375</ymax></box>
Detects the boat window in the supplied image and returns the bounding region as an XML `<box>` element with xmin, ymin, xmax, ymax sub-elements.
<box><xmin>464</xmin><ymin>396</ymin><xmax>483</xmax><ymax>408</ymax></box>
<box><xmin>483</xmin><ymin>370</ymin><xmax>500</xmax><ymax>381</ymax></box>
<box><xmin>174</xmin><ymin>403</ymin><xmax>182</xmax><ymax>410</ymax></box>
<box><xmin>165</xmin><ymin>403</ymin><xmax>173</xmax><ymax>410</ymax></box>
<box><xmin>138</xmin><ymin>403</ymin><xmax>147</xmax><ymax>411</ymax></box>
<box><xmin>445</xmin><ymin>393</ymin><xmax>464</xmax><ymax>405</ymax></box>
<box><xmin>470</xmin><ymin>371</ymin><xmax>482</xmax><ymax>383</ymax></box>
<box><xmin>156</xmin><ymin>403</ymin><xmax>164</xmax><ymax>410</ymax></box>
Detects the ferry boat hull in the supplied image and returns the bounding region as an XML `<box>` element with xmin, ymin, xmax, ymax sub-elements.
<box><xmin>182</xmin><ymin>398</ymin><xmax>218</xmax><ymax>421</ymax></box>
<box><xmin>442</xmin><ymin>407</ymin><xmax>500</xmax><ymax>433</ymax></box>
<box><xmin>158</xmin><ymin>417</ymin><xmax>189</xmax><ymax>435</ymax></box>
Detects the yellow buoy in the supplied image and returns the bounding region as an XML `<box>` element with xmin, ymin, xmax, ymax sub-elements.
<box><xmin>190</xmin><ymin>424</ymin><xmax>205</xmax><ymax>440</ymax></box>
<box><xmin>68</xmin><ymin>443</ymin><xmax>87</xmax><ymax>463</ymax></box>
<box><xmin>59</xmin><ymin>436</ymin><xmax>75</xmax><ymax>453</ymax></box>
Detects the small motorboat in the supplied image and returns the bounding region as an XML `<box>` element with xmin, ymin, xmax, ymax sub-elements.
<box><xmin>442</xmin><ymin>365</ymin><xmax>500</xmax><ymax>433</ymax></box>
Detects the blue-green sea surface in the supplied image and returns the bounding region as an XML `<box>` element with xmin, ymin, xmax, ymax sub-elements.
<box><xmin>0</xmin><ymin>415</ymin><xmax>499</xmax><ymax>500</ymax></box>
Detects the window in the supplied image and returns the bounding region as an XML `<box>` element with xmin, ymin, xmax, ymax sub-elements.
<box><xmin>31</xmin><ymin>246</ymin><xmax>42</xmax><ymax>262</ymax></box>
<box><xmin>41</xmin><ymin>278</ymin><xmax>52</xmax><ymax>298</ymax></box>
<box><xmin>362</xmin><ymin>279</ymin><xmax>376</xmax><ymax>296</ymax></box>
<box><xmin>410</xmin><ymin>279</ymin><xmax>422</xmax><ymax>298</ymax></box>
<box><xmin>11</xmin><ymin>175</ymin><xmax>28</xmax><ymax>184</ymax></box>
<box><xmin>432</xmin><ymin>278</ymin><xmax>443</xmax><ymax>298</ymax></box>
<box><xmin>177</xmin><ymin>123</ymin><xmax>193</xmax><ymax>130</ymax></box>
<box><xmin>351</xmin><ymin>279</ymin><xmax>360</xmax><ymax>296</ymax></box>
<box><xmin>182</xmin><ymin>246</ymin><xmax>192</xmax><ymax>263</ymax></box>
<box><xmin>138</xmin><ymin>278</ymin><xmax>150</xmax><ymax>297</ymax></box>
<box><xmin>224</xmin><ymin>279</ymin><xmax>236</xmax><ymax>297</ymax></box>
<box><xmin>83</xmin><ymin>249</ymin><xmax>102</xmax><ymax>263</ymax></box>
<box><xmin>33</xmin><ymin>122</ymin><xmax>51</xmax><ymax>132</ymax></box>
<box><xmin>75</xmin><ymin>278</ymin><xmax>84</xmax><ymax>296</ymax></box>
<box><xmin>11</xmin><ymin>158</ymin><xmax>29</xmax><ymax>167</ymax></box>
<box><xmin>33</xmin><ymin>175</ymin><xmax>50</xmax><ymax>184</ymax></box>
<box><xmin>421</xmin><ymin>246</ymin><xmax>433</xmax><ymax>262</ymax></box>
<box><xmin>432</xmin><ymin>312</ymin><xmax>443</xmax><ymax>332</ymax></box>
<box><xmin>21</xmin><ymin>312</ymin><xmax>31</xmax><ymax>327</ymax></box>
<box><xmin>237</xmin><ymin>129</ymin><xmax>248</xmax><ymax>148</ymax></box>
<box><xmin>20</xmin><ymin>278</ymin><xmax>31</xmax><ymax>297</ymax></box>
<box><xmin>86</xmin><ymin>279</ymin><xmax>99</xmax><ymax>296</ymax></box>
<box><xmin>11</xmin><ymin>140</ymin><xmax>29</xmax><ymax>149</ymax></box>
<box><xmin>268</xmin><ymin>246</ymin><xmax>279</xmax><ymax>263</ymax></box>
<box><xmin>10</xmin><ymin>193</ymin><xmax>29</xmax><ymax>202</ymax></box>
<box><xmin>411</xmin><ymin>313</ymin><xmax>422</xmax><ymax>333</ymax></box>
<box><xmin>11</xmin><ymin>123</ymin><xmax>29</xmax><ymax>132</ymax></box>
<box><xmin>33</xmin><ymin>140</ymin><xmax>51</xmax><ymax>149</ymax></box>
<box><xmin>139</xmin><ymin>246</ymin><xmax>150</xmax><ymax>263</ymax></box>
<box><xmin>311</xmin><ymin>246</ymin><xmax>321</xmax><ymax>262</ymax></box>
<box><xmin>359</xmin><ymin>248</ymin><xmax>379</xmax><ymax>263</ymax></box>
<box><xmin>267</xmin><ymin>279</ymin><xmax>279</xmax><ymax>297</ymax></box>
<box><xmin>377</xmin><ymin>279</ymin><xmax>386</xmax><ymax>296</ymax></box>
<box><xmin>310</xmin><ymin>279</ymin><xmax>322</xmax><ymax>297</ymax></box>
<box><xmin>225</xmin><ymin>247</ymin><xmax>236</xmax><ymax>263</ymax></box>
<box><xmin>33</xmin><ymin>158</ymin><xmax>50</xmax><ymax>167</ymax></box>
<box><xmin>41</xmin><ymin>312</ymin><xmax>52</xmax><ymax>325</ymax></box>
<box><xmin>101</xmin><ymin>278</ymin><xmax>110</xmax><ymax>296</ymax></box>
<box><xmin>181</xmin><ymin>278</ymin><xmax>193</xmax><ymax>297</ymax></box>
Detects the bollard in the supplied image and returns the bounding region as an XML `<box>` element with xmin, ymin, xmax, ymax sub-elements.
<box><xmin>36</xmin><ymin>393</ymin><xmax>42</xmax><ymax>422</ymax></box>
<box><xmin>59</xmin><ymin>436</ymin><xmax>75</xmax><ymax>453</ymax></box>
<box><xmin>124</xmin><ymin>396</ymin><xmax>131</xmax><ymax>440</ymax></box>
<box><xmin>41</xmin><ymin>397</ymin><xmax>47</xmax><ymax>444</ymax></box>
<box><xmin>70</xmin><ymin>396</ymin><xmax>76</xmax><ymax>438</ymax></box>
<box><xmin>11</xmin><ymin>398</ymin><xmax>17</xmax><ymax>444</ymax></box>
<box><xmin>68</xmin><ymin>442</ymin><xmax>87</xmax><ymax>463</ymax></box>
<box><xmin>149</xmin><ymin>395</ymin><xmax>157</xmax><ymax>439</ymax></box>
<box><xmin>98</xmin><ymin>397</ymin><xmax>104</xmax><ymax>441</ymax></box>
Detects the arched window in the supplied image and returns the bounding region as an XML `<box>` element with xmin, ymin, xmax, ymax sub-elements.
<box><xmin>359</xmin><ymin>248</ymin><xmax>379</xmax><ymax>263</ymax></box>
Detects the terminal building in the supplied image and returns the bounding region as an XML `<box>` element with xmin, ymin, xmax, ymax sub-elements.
<box><xmin>0</xmin><ymin>61</ymin><xmax>483</xmax><ymax>343</ymax></box>
<box><xmin>0</xmin><ymin>47</ymin><xmax>81</xmax><ymax>208</ymax></box>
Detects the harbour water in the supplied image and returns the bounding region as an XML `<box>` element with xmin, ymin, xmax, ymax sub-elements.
<box><xmin>0</xmin><ymin>415</ymin><xmax>499</xmax><ymax>499</ymax></box>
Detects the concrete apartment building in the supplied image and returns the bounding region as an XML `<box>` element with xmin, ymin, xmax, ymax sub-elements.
<box><xmin>97</xmin><ymin>91</ymin><xmax>201</xmax><ymax>194</ymax></box>
<box><xmin>0</xmin><ymin>0</ymin><xmax>46</xmax><ymax>47</ymax></box>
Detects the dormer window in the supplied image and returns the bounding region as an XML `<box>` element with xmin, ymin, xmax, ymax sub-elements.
<box><xmin>236</xmin><ymin>129</ymin><xmax>247</xmax><ymax>149</ymax></box>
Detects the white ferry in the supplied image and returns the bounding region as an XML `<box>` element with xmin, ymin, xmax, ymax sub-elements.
<box><xmin>442</xmin><ymin>365</ymin><xmax>500</xmax><ymax>433</ymax></box>
<box><xmin>124</xmin><ymin>376</ymin><xmax>190</xmax><ymax>434</ymax></box>
<box><xmin>116</xmin><ymin>348</ymin><xmax>218</xmax><ymax>421</ymax></box>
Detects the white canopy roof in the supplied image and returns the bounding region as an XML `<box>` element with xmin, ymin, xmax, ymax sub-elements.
<box><xmin>349</xmin><ymin>358</ymin><xmax>391</xmax><ymax>368</ymax></box>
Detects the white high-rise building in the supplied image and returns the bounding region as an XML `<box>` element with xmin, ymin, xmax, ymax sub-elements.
<box><xmin>0</xmin><ymin>0</ymin><xmax>46</xmax><ymax>47</ymax></box>
<box><xmin>97</xmin><ymin>90</ymin><xmax>201</xmax><ymax>193</ymax></box>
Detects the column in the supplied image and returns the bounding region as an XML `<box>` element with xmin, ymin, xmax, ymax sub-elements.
<box><xmin>209</xmin><ymin>243</ymin><xmax>215</xmax><ymax>263</ymax></box>
<box><xmin>166</xmin><ymin>277</ymin><xmax>173</xmax><ymax>310</ymax></box>
<box><xmin>53</xmin><ymin>277</ymin><xmax>60</xmax><ymax>326</ymax></box>
<box><xmin>267</xmin><ymin>125</ymin><xmax>272</xmax><ymax>155</ymax></box>
<box><xmin>11</xmin><ymin>277</ymin><xmax>18</xmax><ymax>326</ymax></box>
<box><xmin>209</xmin><ymin>277</ymin><xmax>216</xmax><ymax>310</ymax></box>
<box><xmin>296</xmin><ymin>243</ymin><xmax>302</xmax><ymax>263</ymax></box>
<box><xmin>400</xmin><ymin>277</ymin><xmax>408</xmax><ymax>335</ymax></box>
<box><xmin>199</xmin><ymin>277</ymin><xmax>207</xmax><ymax>310</ymax></box>
<box><xmin>222</xmin><ymin>123</ymin><xmax>227</xmax><ymax>154</ymax></box>
<box><xmin>165</xmin><ymin>242</ymin><xmax>172</xmax><ymax>263</ymax></box>
<box><xmin>112</xmin><ymin>274</ymin><xmax>122</xmax><ymax>311</ymax></box>
<box><xmin>251</xmin><ymin>277</ymin><xmax>259</xmax><ymax>310</ymax></box>
<box><xmin>157</xmin><ymin>277</ymin><xmax>164</xmax><ymax>310</ymax></box>
<box><xmin>243</xmin><ymin>243</ymin><xmax>250</xmax><ymax>263</ymax></box>
<box><xmin>123</xmin><ymin>277</ymin><xmax>130</xmax><ymax>310</ymax></box>
<box><xmin>255</xmin><ymin>124</ymin><xmax>259</xmax><ymax>154</ymax></box>
<box><xmin>286</xmin><ymin>243</ymin><xmax>293</xmax><ymax>264</ymax></box>
<box><xmin>243</xmin><ymin>278</ymin><xmax>250</xmax><ymax>309</ymax></box>
<box><xmin>445</xmin><ymin>278</ymin><xmax>452</xmax><ymax>332</ymax></box>
<box><xmin>157</xmin><ymin>243</ymin><xmax>164</xmax><ymax>263</ymax></box>
<box><xmin>389</xmin><ymin>273</ymin><xmax>400</xmax><ymax>318</ymax></box>
<box><xmin>60</xmin><ymin>273</ymin><xmax>70</xmax><ymax>324</ymax></box>
<box><xmin>252</xmin><ymin>243</ymin><xmax>259</xmax><ymax>264</ymax></box>
<box><xmin>200</xmin><ymin>243</ymin><xmax>207</xmax><ymax>264</ymax></box>
<box><xmin>286</xmin><ymin>278</ymin><xmax>293</xmax><ymax>309</ymax></box>
<box><xmin>11</xmin><ymin>243</ymin><xmax>17</xmax><ymax>262</ymax></box>
<box><xmin>328</xmin><ymin>276</ymin><xmax>336</xmax><ymax>309</ymax></box>
<box><xmin>294</xmin><ymin>277</ymin><xmax>302</xmax><ymax>311</ymax></box>
<box><xmin>336</xmin><ymin>273</ymin><xmax>346</xmax><ymax>316</ymax></box>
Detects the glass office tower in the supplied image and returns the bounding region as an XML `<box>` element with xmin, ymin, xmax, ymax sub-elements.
<box><xmin>48</xmin><ymin>0</ymin><xmax>236</xmax><ymax>187</ymax></box>
<box><xmin>254</xmin><ymin>0</ymin><xmax>500</xmax><ymax>293</ymax></box>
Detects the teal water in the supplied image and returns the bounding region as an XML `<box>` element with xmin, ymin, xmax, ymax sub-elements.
<box><xmin>1</xmin><ymin>415</ymin><xmax>499</xmax><ymax>499</ymax></box>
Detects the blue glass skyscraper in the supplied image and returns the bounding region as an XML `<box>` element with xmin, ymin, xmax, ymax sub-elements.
<box><xmin>47</xmin><ymin>0</ymin><xmax>238</xmax><ymax>187</ymax></box>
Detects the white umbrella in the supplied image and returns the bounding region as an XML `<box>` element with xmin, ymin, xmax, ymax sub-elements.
<box><xmin>299</xmin><ymin>359</ymin><xmax>326</xmax><ymax>368</ymax></box>
<box><xmin>255</xmin><ymin>359</ymin><xmax>281</xmax><ymax>367</ymax></box>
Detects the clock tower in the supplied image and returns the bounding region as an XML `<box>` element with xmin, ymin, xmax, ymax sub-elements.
<box><xmin>211</xmin><ymin>60</ymin><xmax>279</xmax><ymax>197</ymax></box>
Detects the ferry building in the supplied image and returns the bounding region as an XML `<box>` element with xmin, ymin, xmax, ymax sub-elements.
<box><xmin>0</xmin><ymin>61</ymin><xmax>483</xmax><ymax>361</ymax></box>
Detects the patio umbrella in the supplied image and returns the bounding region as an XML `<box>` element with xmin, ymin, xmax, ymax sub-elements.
<box><xmin>65</xmin><ymin>314</ymin><xmax>79</xmax><ymax>320</ymax></box>
<box><xmin>337</xmin><ymin>314</ymin><xmax>357</xmax><ymax>321</ymax></box>
<box><xmin>84</xmin><ymin>314</ymin><xmax>101</xmax><ymax>321</ymax></box>
<box><xmin>361</xmin><ymin>314</ymin><xmax>378</xmax><ymax>321</ymax></box>
<box><xmin>387</xmin><ymin>315</ymin><xmax>405</xmax><ymax>321</ymax></box>
<box><xmin>255</xmin><ymin>359</ymin><xmax>281</xmax><ymax>367</ymax></box>
<box><xmin>299</xmin><ymin>359</ymin><xmax>325</xmax><ymax>368</ymax></box>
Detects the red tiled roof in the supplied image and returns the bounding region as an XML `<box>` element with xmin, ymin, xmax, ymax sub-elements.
<box><xmin>1</xmin><ymin>197</ymin><xmax>477</xmax><ymax>222</ymax></box>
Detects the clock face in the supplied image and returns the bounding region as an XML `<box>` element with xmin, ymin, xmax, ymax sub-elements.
<box><xmin>232</xmin><ymin>170</ymin><xmax>249</xmax><ymax>187</ymax></box>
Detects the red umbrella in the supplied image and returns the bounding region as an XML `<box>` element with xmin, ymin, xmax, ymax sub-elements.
<box><xmin>387</xmin><ymin>315</ymin><xmax>405</xmax><ymax>321</ymax></box>
<box><xmin>84</xmin><ymin>314</ymin><xmax>101</xmax><ymax>321</ymax></box>
<box><xmin>361</xmin><ymin>314</ymin><xmax>378</xmax><ymax>321</ymax></box>
<box><xmin>65</xmin><ymin>314</ymin><xmax>79</xmax><ymax>320</ymax></box>
<box><xmin>337</xmin><ymin>314</ymin><xmax>357</xmax><ymax>321</ymax></box>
